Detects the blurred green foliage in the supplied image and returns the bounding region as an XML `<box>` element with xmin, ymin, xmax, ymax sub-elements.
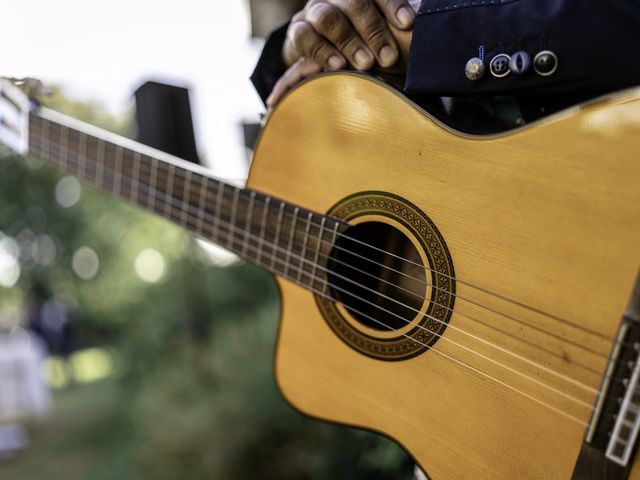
<box><xmin>0</xmin><ymin>89</ymin><xmax>413</xmax><ymax>479</ymax></box>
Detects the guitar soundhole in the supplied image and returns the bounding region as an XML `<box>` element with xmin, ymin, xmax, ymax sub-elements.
<box><xmin>327</xmin><ymin>221</ymin><xmax>426</xmax><ymax>332</ymax></box>
<box><xmin>315</xmin><ymin>191</ymin><xmax>455</xmax><ymax>361</ymax></box>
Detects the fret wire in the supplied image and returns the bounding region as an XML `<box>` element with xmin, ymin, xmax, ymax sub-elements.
<box><xmin>271</xmin><ymin>202</ymin><xmax>285</xmax><ymax>271</ymax></box>
<box><xmin>29</xmin><ymin>136</ymin><xmax>337</xmax><ymax>285</ymax></box>
<box><xmin>31</xmin><ymin>133</ymin><xmax>316</xmax><ymax>280</ymax></box>
<box><xmin>257</xmin><ymin>196</ymin><xmax>271</xmax><ymax>265</ymax></box>
<box><xmin>312</xmin><ymin>217</ymin><xmax>326</xmax><ymax>291</ymax></box>
<box><xmin>242</xmin><ymin>191</ymin><xmax>256</xmax><ymax>257</ymax></box>
<box><xmin>298</xmin><ymin>212</ymin><xmax>313</xmax><ymax>283</ymax></box>
<box><xmin>285</xmin><ymin>207</ymin><xmax>299</xmax><ymax>276</ymax></box>
<box><xmin>214</xmin><ymin>182</ymin><xmax>225</xmax><ymax>244</ymax></box>
<box><xmin>114</xmin><ymin>146</ymin><xmax>123</xmax><ymax>196</ymax></box>
<box><xmin>78</xmin><ymin>133</ymin><xmax>88</xmax><ymax>180</ymax></box>
<box><xmin>163</xmin><ymin>164</ymin><xmax>175</xmax><ymax>217</ymax></box>
<box><xmin>229</xmin><ymin>187</ymin><xmax>240</xmax><ymax>251</ymax></box>
<box><xmin>195</xmin><ymin>175</ymin><xmax>209</xmax><ymax>236</ymax></box>
<box><xmin>326</xmin><ymin>222</ymin><xmax>340</xmax><ymax>295</ymax></box>
<box><xmin>135</xmin><ymin>164</ymin><xmax>340</xmax><ymax>276</ymax></box>
<box><xmin>30</xmin><ymin>128</ymin><xmax>344</xmax><ymax>284</ymax></box>
<box><xmin>60</xmin><ymin>124</ymin><xmax>69</xmax><ymax>171</ymax></box>
<box><xmin>96</xmin><ymin>139</ymin><xmax>106</xmax><ymax>189</ymax></box>
<box><xmin>148</xmin><ymin>158</ymin><xmax>158</xmax><ymax>211</ymax></box>
<box><xmin>44</xmin><ymin>118</ymin><xmax>51</xmax><ymax>163</ymax></box>
<box><xmin>132</xmin><ymin>151</ymin><xmax>142</xmax><ymax>204</ymax></box>
<box><xmin>180</xmin><ymin>170</ymin><xmax>192</xmax><ymax>227</ymax></box>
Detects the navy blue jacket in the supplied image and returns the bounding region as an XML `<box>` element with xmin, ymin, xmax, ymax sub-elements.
<box><xmin>251</xmin><ymin>0</ymin><xmax>640</xmax><ymax>131</ymax></box>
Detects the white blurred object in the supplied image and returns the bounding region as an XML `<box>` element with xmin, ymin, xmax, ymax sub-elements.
<box><xmin>0</xmin><ymin>328</ymin><xmax>51</xmax><ymax>422</ymax></box>
<box><xmin>414</xmin><ymin>465</ymin><xmax>429</xmax><ymax>480</ymax></box>
<box><xmin>0</xmin><ymin>425</ymin><xmax>30</xmax><ymax>460</ymax></box>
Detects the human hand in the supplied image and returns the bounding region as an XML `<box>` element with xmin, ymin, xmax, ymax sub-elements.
<box><xmin>266</xmin><ymin>57</ymin><xmax>322</xmax><ymax>112</ymax></box>
<box><xmin>283</xmin><ymin>0</ymin><xmax>415</xmax><ymax>72</ymax></box>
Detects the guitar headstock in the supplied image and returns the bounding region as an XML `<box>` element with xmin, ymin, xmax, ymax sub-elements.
<box><xmin>0</xmin><ymin>77</ymin><xmax>33</xmax><ymax>155</ymax></box>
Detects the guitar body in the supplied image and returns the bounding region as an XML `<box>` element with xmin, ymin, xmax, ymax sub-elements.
<box><xmin>247</xmin><ymin>73</ymin><xmax>640</xmax><ymax>479</ymax></box>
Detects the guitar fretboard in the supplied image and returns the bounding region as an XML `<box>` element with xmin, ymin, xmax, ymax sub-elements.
<box><xmin>27</xmin><ymin>108</ymin><xmax>344</xmax><ymax>293</ymax></box>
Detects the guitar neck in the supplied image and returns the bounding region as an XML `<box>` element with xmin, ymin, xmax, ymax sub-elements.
<box><xmin>27</xmin><ymin>108</ymin><xmax>342</xmax><ymax>289</ymax></box>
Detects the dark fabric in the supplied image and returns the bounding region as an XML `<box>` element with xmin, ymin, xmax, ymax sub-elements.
<box><xmin>250</xmin><ymin>1</ymin><xmax>640</xmax><ymax>132</ymax></box>
<box><xmin>251</xmin><ymin>23</ymin><xmax>290</xmax><ymax>104</ymax></box>
<box><xmin>406</xmin><ymin>0</ymin><xmax>640</xmax><ymax>96</ymax></box>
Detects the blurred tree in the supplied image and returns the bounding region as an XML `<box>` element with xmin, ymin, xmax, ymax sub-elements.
<box><xmin>0</xmin><ymin>87</ymin><xmax>413</xmax><ymax>479</ymax></box>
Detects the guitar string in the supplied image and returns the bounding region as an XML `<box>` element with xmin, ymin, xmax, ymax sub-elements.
<box><xmin>34</xmin><ymin>138</ymin><xmax>640</xmax><ymax>434</ymax></box>
<box><xmin>32</xmin><ymin>118</ymin><xmax>616</xmax><ymax>354</ymax></box>
<box><xmin>28</xmin><ymin>133</ymin><xmax>613</xmax><ymax>384</ymax></box>
<box><xmin>34</xmin><ymin>116</ymin><xmax>616</xmax><ymax>345</ymax></box>
<box><xmin>278</xmin><ymin>246</ymin><xmax>605</xmax><ymax>372</ymax></box>
<box><xmin>137</xmin><ymin>150</ymin><xmax>616</xmax><ymax>345</ymax></box>
<box><xmin>28</xmin><ymin>138</ymin><xmax>611</xmax><ymax>414</ymax></box>
<box><xmin>28</xmin><ymin>129</ymin><xmax>616</xmax><ymax>388</ymax></box>
<box><xmin>169</xmin><ymin>164</ymin><xmax>614</xmax><ymax>343</ymax></box>
<box><xmin>309</xmin><ymin>220</ymin><xmax>613</xmax><ymax>342</ymax></box>
<box><xmin>127</xmin><ymin>151</ymin><xmax>613</xmax><ymax>358</ymax></box>
<box><xmin>32</xmin><ymin>122</ymin><xmax>624</xmax><ymax>360</ymax></box>
<box><xmin>28</xmin><ymin>137</ymin><xmax>595</xmax><ymax>427</ymax></box>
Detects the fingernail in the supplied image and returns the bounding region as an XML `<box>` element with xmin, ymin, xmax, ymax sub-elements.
<box><xmin>328</xmin><ymin>55</ymin><xmax>344</xmax><ymax>70</ymax></box>
<box><xmin>397</xmin><ymin>7</ymin><xmax>414</xmax><ymax>27</ymax></box>
<box><xmin>379</xmin><ymin>45</ymin><xmax>397</xmax><ymax>67</ymax></box>
<box><xmin>354</xmin><ymin>49</ymin><xmax>373</xmax><ymax>69</ymax></box>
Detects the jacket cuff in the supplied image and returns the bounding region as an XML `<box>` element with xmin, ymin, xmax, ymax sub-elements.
<box><xmin>405</xmin><ymin>0</ymin><xmax>640</xmax><ymax>96</ymax></box>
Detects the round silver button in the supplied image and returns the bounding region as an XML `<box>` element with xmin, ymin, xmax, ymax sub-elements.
<box><xmin>465</xmin><ymin>57</ymin><xmax>486</xmax><ymax>81</ymax></box>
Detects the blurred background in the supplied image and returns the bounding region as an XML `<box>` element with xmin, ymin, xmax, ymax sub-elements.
<box><xmin>0</xmin><ymin>1</ymin><xmax>414</xmax><ymax>478</ymax></box>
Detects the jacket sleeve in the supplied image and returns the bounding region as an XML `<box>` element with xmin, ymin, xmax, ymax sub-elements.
<box><xmin>251</xmin><ymin>23</ymin><xmax>290</xmax><ymax>105</ymax></box>
<box><xmin>406</xmin><ymin>0</ymin><xmax>640</xmax><ymax>96</ymax></box>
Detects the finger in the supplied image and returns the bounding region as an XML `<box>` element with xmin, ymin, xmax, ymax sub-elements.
<box><xmin>267</xmin><ymin>58</ymin><xmax>321</xmax><ymax>108</ymax></box>
<box><xmin>329</xmin><ymin>0</ymin><xmax>400</xmax><ymax>68</ymax></box>
<box><xmin>288</xmin><ymin>20</ymin><xmax>347</xmax><ymax>71</ymax></box>
<box><xmin>374</xmin><ymin>0</ymin><xmax>415</xmax><ymax>30</ymax></box>
<box><xmin>305</xmin><ymin>2</ymin><xmax>374</xmax><ymax>71</ymax></box>
<box><xmin>266</xmin><ymin>58</ymin><xmax>322</xmax><ymax>108</ymax></box>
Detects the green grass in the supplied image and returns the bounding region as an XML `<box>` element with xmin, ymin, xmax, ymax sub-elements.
<box><xmin>0</xmin><ymin>379</ymin><xmax>135</xmax><ymax>480</ymax></box>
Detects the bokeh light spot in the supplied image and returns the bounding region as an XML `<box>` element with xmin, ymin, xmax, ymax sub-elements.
<box><xmin>72</xmin><ymin>246</ymin><xmax>100</xmax><ymax>280</ymax></box>
<box><xmin>55</xmin><ymin>175</ymin><xmax>82</xmax><ymax>208</ymax></box>
<box><xmin>134</xmin><ymin>248</ymin><xmax>165</xmax><ymax>283</ymax></box>
<box><xmin>0</xmin><ymin>233</ymin><xmax>21</xmax><ymax>288</ymax></box>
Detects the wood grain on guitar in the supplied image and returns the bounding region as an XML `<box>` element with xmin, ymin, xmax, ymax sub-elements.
<box><xmin>2</xmin><ymin>73</ymin><xmax>640</xmax><ymax>479</ymax></box>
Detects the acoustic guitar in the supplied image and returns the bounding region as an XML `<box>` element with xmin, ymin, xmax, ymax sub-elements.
<box><xmin>1</xmin><ymin>74</ymin><xmax>639</xmax><ymax>479</ymax></box>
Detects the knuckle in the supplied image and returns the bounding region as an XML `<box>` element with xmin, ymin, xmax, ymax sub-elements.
<box><xmin>340</xmin><ymin>35</ymin><xmax>363</xmax><ymax>53</ymax></box>
<box><xmin>312</xmin><ymin>4</ymin><xmax>341</xmax><ymax>32</ymax></box>
<box><xmin>341</xmin><ymin>0</ymin><xmax>369</xmax><ymax>16</ymax></box>
<box><xmin>308</xmin><ymin>41</ymin><xmax>329</xmax><ymax>61</ymax></box>
<box><xmin>289</xmin><ymin>21</ymin><xmax>311</xmax><ymax>45</ymax></box>
<box><xmin>363</xmin><ymin>24</ymin><xmax>387</xmax><ymax>45</ymax></box>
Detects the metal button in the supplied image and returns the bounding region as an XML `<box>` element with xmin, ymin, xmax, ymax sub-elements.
<box><xmin>533</xmin><ymin>50</ymin><xmax>558</xmax><ymax>76</ymax></box>
<box><xmin>509</xmin><ymin>51</ymin><xmax>531</xmax><ymax>75</ymax></box>
<box><xmin>489</xmin><ymin>54</ymin><xmax>511</xmax><ymax>78</ymax></box>
<box><xmin>465</xmin><ymin>57</ymin><xmax>485</xmax><ymax>81</ymax></box>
